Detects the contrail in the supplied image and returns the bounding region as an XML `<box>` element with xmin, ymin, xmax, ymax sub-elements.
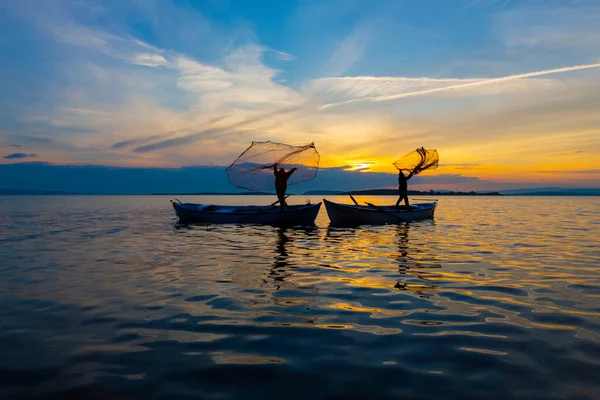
<box><xmin>320</xmin><ymin>62</ymin><xmax>600</xmax><ymax>109</ymax></box>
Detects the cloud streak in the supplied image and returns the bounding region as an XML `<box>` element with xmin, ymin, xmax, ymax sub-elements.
<box><xmin>110</xmin><ymin>117</ymin><xmax>228</xmax><ymax>150</ymax></box>
<box><xmin>132</xmin><ymin>105</ymin><xmax>305</xmax><ymax>153</ymax></box>
<box><xmin>110</xmin><ymin>129</ymin><xmax>186</xmax><ymax>150</ymax></box>
<box><xmin>320</xmin><ymin>63</ymin><xmax>600</xmax><ymax>109</ymax></box>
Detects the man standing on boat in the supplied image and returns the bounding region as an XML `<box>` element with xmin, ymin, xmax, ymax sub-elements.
<box><xmin>395</xmin><ymin>148</ymin><xmax>426</xmax><ymax>208</ymax></box>
<box><xmin>273</xmin><ymin>164</ymin><xmax>296</xmax><ymax>210</ymax></box>
<box><xmin>395</xmin><ymin>169</ymin><xmax>415</xmax><ymax>208</ymax></box>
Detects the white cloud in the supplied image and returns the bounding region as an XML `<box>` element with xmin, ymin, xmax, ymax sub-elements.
<box><xmin>196</xmin><ymin>45</ymin><xmax>304</xmax><ymax>108</ymax></box>
<box><xmin>131</xmin><ymin>53</ymin><xmax>169</xmax><ymax>68</ymax></box>
<box><xmin>50</xmin><ymin>22</ymin><xmax>168</xmax><ymax>67</ymax></box>
<box><xmin>175</xmin><ymin>56</ymin><xmax>232</xmax><ymax>93</ymax></box>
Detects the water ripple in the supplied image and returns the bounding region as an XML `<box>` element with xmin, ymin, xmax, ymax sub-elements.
<box><xmin>0</xmin><ymin>195</ymin><xmax>598</xmax><ymax>399</ymax></box>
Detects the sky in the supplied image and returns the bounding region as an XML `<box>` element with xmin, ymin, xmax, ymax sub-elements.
<box><xmin>1</xmin><ymin>0</ymin><xmax>599</xmax><ymax>192</ymax></box>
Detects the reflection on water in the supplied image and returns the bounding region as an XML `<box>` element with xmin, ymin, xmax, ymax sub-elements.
<box><xmin>270</xmin><ymin>228</ymin><xmax>291</xmax><ymax>286</ymax></box>
<box><xmin>394</xmin><ymin>223</ymin><xmax>440</xmax><ymax>297</ymax></box>
<box><xmin>0</xmin><ymin>195</ymin><xmax>599</xmax><ymax>399</ymax></box>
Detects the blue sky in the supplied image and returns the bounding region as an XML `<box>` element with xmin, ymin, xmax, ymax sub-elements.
<box><xmin>1</xmin><ymin>0</ymin><xmax>599</xmax><ymax>191</ymax></box>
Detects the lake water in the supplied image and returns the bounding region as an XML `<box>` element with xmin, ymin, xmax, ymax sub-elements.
<box><xmin>0</xmin><ymin>195</ymin><xmax>599</xmax><ymax>399</ymax></box>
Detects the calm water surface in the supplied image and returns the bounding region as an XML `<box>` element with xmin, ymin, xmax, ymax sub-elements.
<box><xmin>0</xmin><ymin>195</ymin><xmax>599</xmax><ymax>399</ymax></box>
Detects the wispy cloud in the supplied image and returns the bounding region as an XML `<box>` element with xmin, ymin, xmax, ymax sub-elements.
<box><xmin>50</xmin><ymin>23</ymin><xmax>167</xmax><ymax>66</ymax></box>
<box><xmin>110</xmin><ymin>117</ymin><xmax>227</xmax><ymax>150</ymax></box>
<box><xmin>320</xmin><ymin>63</ymin><xmax>600</xmax><ymax>109</ymax></box>
<box><xmin>308</xmin><ymin>75</ymin><xmax>557</xmax><ymax>104</ymax></box>
<box><xmin>494</xmin><ymin>4</ymin><xmax>600</xmax><ymax>52</ymax></box>
<box><xmin>322</xmin><ymin>22</ymin><xmax>372</xmax><ymax>77</ymax></box>
<box><xmin>274</xmin><ymin>51</ymin><xmax>296</xmax><ymax>61</ymax></box>
<box><xmin>176</xmin><ymin>56</ymin><xmax>233</xmax><ymax>92</ymax></box>
<box><xmin>110</xmin><ymin>129</ymin><xmax>186</xmax><ymax>150</ymax></box>
<box><xmin>132</xmin><ymin>105</ymin><xmax>304</xmax><ymax>153</ymax></box>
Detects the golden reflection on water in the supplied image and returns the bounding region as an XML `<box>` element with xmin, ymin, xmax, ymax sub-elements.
<box><xmin>14</xmin><ymin>196</ymin><xmax>597</xmax><ymax>338</ymax></box>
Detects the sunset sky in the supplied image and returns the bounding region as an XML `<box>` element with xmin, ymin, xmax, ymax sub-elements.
<box><xmin>1</xmin><ymin>0</ymin><xmax>599</xmax><ymax>191</ymax></box>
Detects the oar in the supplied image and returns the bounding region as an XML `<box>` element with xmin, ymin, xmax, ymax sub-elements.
<box><xmin>270</xmin><ymin>195</ymin><xmax>290</xmax><ymax>206</ymax></box>
<box><xmin>364</xmin><ymin>202</ymin><xmax>405</xmax><ymax>222</ymax></box>
<box><xmin>349</xmin><ymin>194</ymin><xmax>359</xmax><ymax>205</ymax></box>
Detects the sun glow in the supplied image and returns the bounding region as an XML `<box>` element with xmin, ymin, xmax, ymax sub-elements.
<box><xmin>345</xmin><ymin>162</ymin><xmax>377</xmax><ymax>172</ymax></box>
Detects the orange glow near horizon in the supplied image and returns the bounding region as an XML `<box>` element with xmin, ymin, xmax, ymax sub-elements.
<box><xmin>3</xmin><ymin>118</ymin><xmax>599</xmax><ymax>190</ymax></box>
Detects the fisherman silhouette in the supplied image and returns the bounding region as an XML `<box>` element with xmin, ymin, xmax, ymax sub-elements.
<box><xmin>395</xmin><ymin>169</ymin><xmax>415</xmax><ymax>208</ymax></box>
<box><xmin>273</xmin><ymin>164</ymin><xmax>296</xmax><ymax>209</ymax></box>
<box><xmin>395</xmin><ymin>147</ymin><xmax>426</xmax><ymax>208</ymax></box>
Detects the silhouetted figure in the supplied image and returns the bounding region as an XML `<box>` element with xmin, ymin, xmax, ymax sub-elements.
<box><xmin>395</xmin><ymin>169</ymin><xmax>414</xmax><ymax>208</ymax></box>
<box><xmin>274</xmin><ymin>164</ymin><xmax>296</xmax><ymax>209</ymax></box>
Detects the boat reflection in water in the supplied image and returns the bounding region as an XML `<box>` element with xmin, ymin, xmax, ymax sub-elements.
<box><xmin>393</xmin><ymin>222</ymin><xmax>441</xmax><ymax>298</ymax></box>
<box><xmin>268</xmin><ymin>227</ymin><xmax>292</xmax><ymax>287</ymax></box>
<box><xmin>254</xmin><ymin>226</ymin><xmax>323</xmax><ymax>326</ymax></box>
<box><xmin>322</xmin><ymin>219</ymin><xmax>442</xmax><ymax>297</ymax></box>
<box><xmin>266</xmin><ymin>227</ymin><xmax>321</xmax><ymax>295</ymax></box>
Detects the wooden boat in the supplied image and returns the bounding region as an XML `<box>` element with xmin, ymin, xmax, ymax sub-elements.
<box><xmin>323</xmin><ymin>199</ymin><xmax>436</xmax><ymax>225</ymax></box>
<box><xmin>171</xmin><ymin>200</ymin><xmax>322</xmax><ymax>225</ymax></box>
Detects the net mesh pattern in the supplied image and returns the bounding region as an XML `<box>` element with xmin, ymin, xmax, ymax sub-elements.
<box><xmin>393</xmin><ymin>147</ymin><xmax>439</xmax><ymax>175</ymax></box>
<box><xmin>226</xmin><ymin>141</ymin><xmax>320</xmax><ymax>190</ymax></box>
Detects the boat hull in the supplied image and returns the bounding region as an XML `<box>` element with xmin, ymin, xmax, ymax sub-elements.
<box><xmin>324</xmin><ymin>199</ymin><xmax>436</xmax><ymax>225</ymax></box>
<box><xmin>172</xmin><ymin>201</ymin><xmax>321</xmax><ymax>225</ymax></box>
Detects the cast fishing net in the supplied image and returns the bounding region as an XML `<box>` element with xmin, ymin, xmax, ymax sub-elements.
<box><xmin>393</xmin><ymin>147</ymin><xmax>439</xmax><ymax>174</ymax></box>
<box><xmin>226</xmin><ymin>141</ymin><xmax>320</xmax><ymax>190</ymax></box>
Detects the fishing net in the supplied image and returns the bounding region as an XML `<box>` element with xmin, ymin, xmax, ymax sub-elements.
<box><xmin>226</xmin><ymin>141</ymin><xmax>320</xmax><ymax>191</ymax></box>
<box><xmin>393</xmin><ymin>147</ymin><xmax>439</xmax><ymax>174</ymax></box>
